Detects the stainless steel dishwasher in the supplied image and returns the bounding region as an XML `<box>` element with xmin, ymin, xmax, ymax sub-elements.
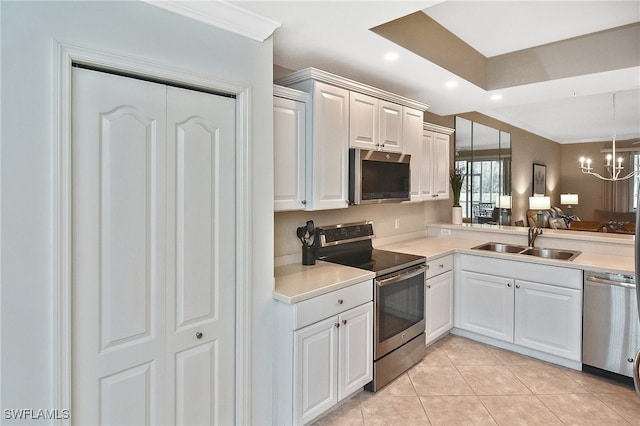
<box><xmin>583</xmin><ymin>272</ymin><xmax>640</xmax><ymax>380</ymax></box>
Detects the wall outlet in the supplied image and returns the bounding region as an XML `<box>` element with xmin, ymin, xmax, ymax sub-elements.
<box><xmin>440</xmin><ymin>228</ymin><xmax>451</xmax><ymax>236</ymax></box>
<box><xmin>394</xmin><ymin>218</ymin><xmax>400</xmax><ymax>229</ymax></box>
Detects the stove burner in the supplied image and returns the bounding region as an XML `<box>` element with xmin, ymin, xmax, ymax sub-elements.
<box><xmin>321</xmin><ymin>248</ymin><xmax>425</xmax><ymax>276</ymax></box>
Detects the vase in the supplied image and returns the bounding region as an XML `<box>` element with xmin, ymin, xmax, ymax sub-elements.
<box><xmin>452</xmin><ymin>206</ymin><xmax>463</xmax><ymax>225</ymax></box>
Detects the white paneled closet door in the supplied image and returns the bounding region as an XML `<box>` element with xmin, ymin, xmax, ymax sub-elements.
<box><xmin>71</xmin><ymin>67</ymin><xmax>236</xmax><ymax>425</ymax></box>
<box><xmin>165</xmin><ymin>85</ymin><xmax>236</xmax><ymax>425</ymax></box>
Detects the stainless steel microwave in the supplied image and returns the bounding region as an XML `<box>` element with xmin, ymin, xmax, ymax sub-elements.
<box><xmin>349</xmin><ymin>148</ymin><xmax>411</xmax><ymax>205</ymax></box>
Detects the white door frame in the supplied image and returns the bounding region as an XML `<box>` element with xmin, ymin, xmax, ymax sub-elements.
<box><xmin>52</xmin><ymin>40</ymin><xmax>252</xmax><ymax>425</ymax></box>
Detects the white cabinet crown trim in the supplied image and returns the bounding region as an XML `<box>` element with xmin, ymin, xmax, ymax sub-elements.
<box><xmin>274</xmin><ymin>84</ymin><xmax>311</xmax><ymax>103</ymax></box>
<box><xmin>276</xmin><ymin>67</ymin><xmax>430</xmax><ymax>112</ymax></box>
<box><xmin>423</xmin><ymin>122</ymin><xmax>455</xmax><ymax>135</ymax></box>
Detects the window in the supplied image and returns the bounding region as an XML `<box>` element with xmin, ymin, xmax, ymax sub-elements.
<box><xmin>456</xmin><ymin>159</ymin><xmax>509</xmax><ymax>223</ymax></box>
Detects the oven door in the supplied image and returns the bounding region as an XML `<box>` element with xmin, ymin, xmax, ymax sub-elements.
<box><xmin>375</xmin><ymin>264</ymin><xmax>427</xmax><ymax>359</ymax></box>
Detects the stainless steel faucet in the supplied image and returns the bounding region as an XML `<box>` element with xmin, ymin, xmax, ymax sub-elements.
<box><xmin>528</xmin><ymin>227</ymin><xmax>543</xmax><ymax>248</ymax></box>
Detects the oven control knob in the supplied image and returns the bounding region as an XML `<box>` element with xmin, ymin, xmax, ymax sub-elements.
<box><xmin>337</xmin><ymin>299</ymin><xmax>344</xmax><ymax>304</ymax></box>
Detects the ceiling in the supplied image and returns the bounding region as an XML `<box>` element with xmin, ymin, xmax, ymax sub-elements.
<box><xmin>233</xmin><ymin>0</ymin><xmax>640</xmax><ymax>144</ymax></box>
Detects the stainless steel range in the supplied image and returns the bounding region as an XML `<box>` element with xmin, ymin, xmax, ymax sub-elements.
<box><xmin>316</xmin><ymin>221</ymin><xmax>427</xmax><ymax>391</ymax></box>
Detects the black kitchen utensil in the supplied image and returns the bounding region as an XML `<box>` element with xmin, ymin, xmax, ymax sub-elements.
<box><xmin>296</xmin><ymin>226</ymin><xmax>307</xmax><ymax>247</ymax></box>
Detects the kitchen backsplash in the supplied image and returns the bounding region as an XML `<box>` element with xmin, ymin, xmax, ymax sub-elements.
<box><xmin>274</xmin><ymin>201</ymin><xmax>449</xmax><ymax>258</ymax></box>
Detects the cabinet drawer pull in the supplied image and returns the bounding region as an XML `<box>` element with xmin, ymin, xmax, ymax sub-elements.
<box><xmin>337</xmin><ymin>299</ymin><xmax>344</xmax><ymax>305</ymax></box>
<box><xmin>439</xmin><ymin>264</ymin><xmax>444</xmax><ymax>268</ymax></box>
<box><xmin>196</xmin><ymin>332</ymin><xmax>203</xmax><ymax>339</ymax></box>
<box><xmin>335</xmin><ymin>323</ymin><xmax>340</xmax><ymax>328</ymax></box>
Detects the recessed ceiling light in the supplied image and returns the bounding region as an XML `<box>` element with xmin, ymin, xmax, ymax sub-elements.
<box><xmin>491</xmin><ymin>94</ymin><xmax>503</xmax><ymax>101</ymax></box>
<box><xmin>445</xmin><ymin>80</ymin><xmax>458</xmax><ymax>88</ymax></box>
<box><xmin>384</xmin><ymin>52</ymin><xmax>399</xmax><ymax>61</ymax></box>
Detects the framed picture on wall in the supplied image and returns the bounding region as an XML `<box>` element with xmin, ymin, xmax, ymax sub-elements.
<box><xmin>532</xmin><ymin>163</ymin><xmax>546</xmax><ymax>195</ymax></box>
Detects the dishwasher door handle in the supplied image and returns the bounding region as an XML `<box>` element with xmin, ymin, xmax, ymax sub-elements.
<box><xmin>585</xmin><ymin>275</ymin><xmax>636</xmax><ymax>289</ymax></box>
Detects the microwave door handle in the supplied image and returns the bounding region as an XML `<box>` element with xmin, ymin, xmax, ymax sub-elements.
<box><xmin>377</xmin><ymin>265</ymin><xmax>427</xmax><ymax>287</ymax></box>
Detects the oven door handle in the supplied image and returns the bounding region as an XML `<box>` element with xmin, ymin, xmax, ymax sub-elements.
<box><xmin>376</xmin><ymin>264</ymin><xmax>428</xmax><ymax>287</ymax></box>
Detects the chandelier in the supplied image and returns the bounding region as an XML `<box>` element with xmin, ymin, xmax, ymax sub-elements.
<box><xmin>579</xmin><ymin>94</ymin><xmax>639</xmax><ymax>181</ymax></box>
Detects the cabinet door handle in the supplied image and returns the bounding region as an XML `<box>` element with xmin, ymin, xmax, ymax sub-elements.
<box><xmin>515</xmin><ymin>284</ymin><xmax>521</xmax><ymax>289</ymax></box>
<box><xmin>342</xmin><ymin>319</ymin><xmax>347</xmax><ymax>325</ymax></box>
<box><xmin>439</xmin><ymin>264</ymin><xmax>444</xmax><ymax>268</ymax></box>
<box><xmin>426</xmin><ymin>284</ymin><xmax>431</xmax><ymax>289</ymax></box>
<box><xmin>507</xmin><ymin>283</ymin><xmax>512</xmax><ymax>287</ymax></box>
<box><xmin>196</xmin><ymin>332</ymin><xmax>203</xmax><ymax>339</ymax></box>
<box><xmin>335</xmin><ymin>323</ymin><xmax>340</xmax><ymax>328</ymax></box>
<box><xmin>301</xmin><ymin>200</ymin><xmax>307</xmax><ymax>205</ymax></box>
<box><xmin>337</xmin><ymin>299</ymin><xmax>344</xmax><ymax>305</ymax></box>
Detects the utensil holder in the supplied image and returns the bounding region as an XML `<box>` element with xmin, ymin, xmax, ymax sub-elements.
<box><xmin>302</xmin><ymin>246</ymin><xmax>315</xmax><ymax>265</ymax></box>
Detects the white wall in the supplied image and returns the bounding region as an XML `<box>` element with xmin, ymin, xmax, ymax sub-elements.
<box><xmin>1</xmin><ymin>1</ymin><xmax>275</xmax><ymax>423</ymax></box>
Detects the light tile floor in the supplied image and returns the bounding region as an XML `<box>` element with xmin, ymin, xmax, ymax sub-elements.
<box><xmin>313</xmin><ymin>334</ymin><xmax>640</xmax><ymax>426</ymax></box>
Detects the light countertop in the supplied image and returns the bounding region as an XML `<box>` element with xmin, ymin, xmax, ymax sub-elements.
<box><xmin>379</xmin><ymin>236</ymin><xmax>634</xmax><ymax>275</ymax></box>
<box><xmin>274</xmin><ymin>234</ymin><xmax>634</xmax><ymax>305</ymax></box>
<box><xmin>273</xmin><ymin>260</ymin><xmax>375</xmax><ymax>304</ymax></box>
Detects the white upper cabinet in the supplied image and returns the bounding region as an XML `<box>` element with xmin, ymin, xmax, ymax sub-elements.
<box><xmin>275</xmin><ymin>68</ymin><xmax>429</xmax><ymax>209</ymax></box>
<box><xmin>306</xmin><ymin>81</ymin><xmax>350</xmax><ymax>210</ymax></box>
<box><xmin>421</xmin><ymin>124</ymin><xmax>452</xmax><ymax>201</ymax></box>
<box><xmin>378</xmin><ymin>100</ymin><xmax>403</xmax><ymax>152</ymax></box>
<box><xmin>350</xmin><ymin>93</ymin><xmax>403</xmax><ymax>152</ymax></box>
<box><xmin>274</xmin><ymin>89</ymin><xmax>308</xmax><ymax>211</ymax></box>
<box><xmin>349</xmin><ymin>92</ymin><xmax>378</xmax><ymax>149</ymax></box>
<box><xmin>273</xmin><ymin>82</ymin><xmax>349</xmax><ymax>211</ymax></box>
<box><xmin>405</xmin><ymin>121</ymin><xmax>453</xmax><ymax>202</ymax></box>
<box><xmin>402</xmin><ymin>107</ymin><xmax>424</xmax><ymax>201</ymax></box>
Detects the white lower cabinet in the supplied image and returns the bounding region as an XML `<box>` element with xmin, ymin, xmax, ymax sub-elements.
<box><xmin>456</xmin><ymin>255</ymin><xmax>582</xmax><ymax>362</ymax></box>
<box><xmin>277</xmin><ymin>280</ymin><xmax>373</xmax><ymax>425</ymax></box>
<box><xmin>513</xmin><ymin>279</ymin><xmax>582</xmax><ymax>360</ymax></box>
<box><xmin>425</xmin><ymin>256</ymin><xmax>454</xmax><ymax>345</ymax></box>
<box><xmin>458</xmin><ymin>271</ymin><xmax>514</xmax><ymax>342</ymax></box>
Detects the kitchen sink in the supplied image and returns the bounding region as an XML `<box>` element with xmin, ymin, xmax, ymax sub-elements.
<box><xmin>471</xmin><ymin>242</ymin><xmax>528</xmax><ymax>254</ymax></box>
<box><xmin>471</xmin><ymin>242</ymin><xmax>581</xmax><ymax>261</ymax></box>
<box><xmin>520</xmin><ymin>247</ymin><xmax>581</xmax><ymax>261</ymax></box>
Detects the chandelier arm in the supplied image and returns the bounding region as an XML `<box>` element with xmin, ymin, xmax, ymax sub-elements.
<box><xmin>581</xmin><ymin>169</ymin><xmax>639</xmax><ymax>181</ymax></box>
<box><xmin>582</xmin><ymin>170</ymin><xmax>616</xmax><ymax>181</ymax></box>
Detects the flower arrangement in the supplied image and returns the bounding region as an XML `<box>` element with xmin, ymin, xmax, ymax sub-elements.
<box><xmin>449</xmin><ymin>167</ymin><xmax>464</xmax><ymax>207</ymax></box>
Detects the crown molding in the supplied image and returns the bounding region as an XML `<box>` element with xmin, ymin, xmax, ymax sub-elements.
<box><xmin>141</xmin><ymin>0</ymin><xmax>280</xmax><ymax>42</ymax></box>
<box><xmin>423</xmin><ymin>122</ymin><xmax>455</xmax><ymax>135</ymax></box>
<box><xmin>276</xmin><ymin>67</ymin><xmax>430</xmax><ymax>111</ymax></box>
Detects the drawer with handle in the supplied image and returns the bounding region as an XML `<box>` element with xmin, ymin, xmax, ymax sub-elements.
<box><xmin>293</xmin><ymin>279</ymin><xmax>373</xmax><ymax>329</ymax></box>
<box><xmin>426</xmin><ymin>255</ymin><xmax>453</xmax><ymax>280</ymax></box>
